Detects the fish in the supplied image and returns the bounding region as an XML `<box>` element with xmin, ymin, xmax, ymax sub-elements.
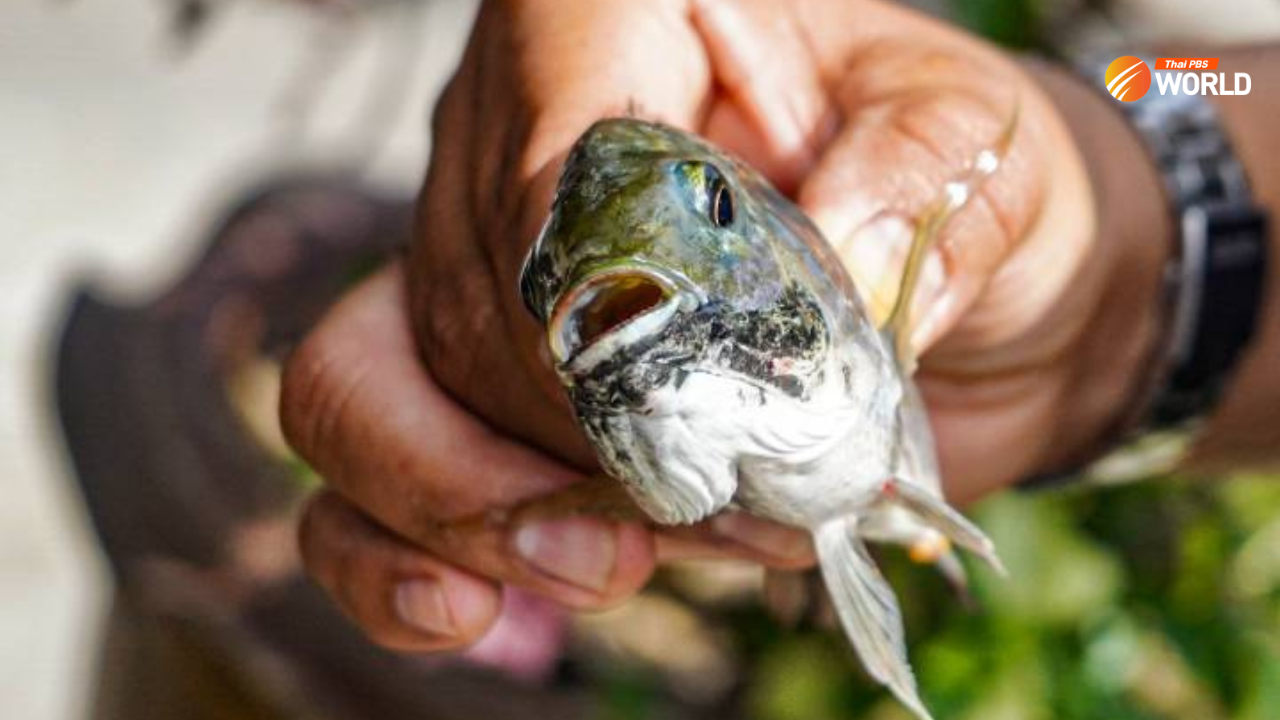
<box><xmin>517</xmin><ymin>116</ymin><xmax>1013</xmax><ymax>720</ymax></box>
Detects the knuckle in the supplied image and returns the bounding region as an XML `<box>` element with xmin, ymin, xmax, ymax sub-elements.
<box><xmin>279</xmin><ymin>329</ymin><xmax>369</xmax><ymax>479</ymax></box>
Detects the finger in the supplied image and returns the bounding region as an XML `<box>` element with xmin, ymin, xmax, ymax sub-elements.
<box><xmin>440</xmin><ymin>0</ymin><xmax>717</xmax><ymax>448</ymax></box>
<box><xmin>795</xmin><ymin>24</ymin><xmax>1073</xmax><ymax>364</ymax></box>
<box><xmin>281</xmin><ymin>264</ymin><xmax>579</xmax><ymax>519</ymax></box>
<box><xmin>465</xmin><ymin>472</ymin><xmax>817</xmax><ymax>570</ymax></box>
<box><xmin>413</xmin><ymin>57</ymin><xmax>591</xmax><ymax>459</ymax></box>
<box><xmin>413</xmin><ymin>0</ymin><xmax>715</xmax><ymax>458</ymax></box>
<box><xmin>465</xmin><ymin>0</ymin><xmax>713</xmax><ymax>268</ymax></box>
<box><xmin>416</xmin><ymin>149</ymin><xmax>598</xmax><ymax>462</ymax></box>
<box><xmin>497</xmin><ymin>0</ymin><xmax>711</xmax><ymax>188</ymax></box>
<box><xmin>413</xmin><ymin>148</ymin><xmax>592</xmax><ymax>462</ymax></box>
<box><xmin>693</xmin><ymin>0</ymin><xmax>836</xmax><ymax>191</ymax></box>
<box><xmin>801</xmin><ymin>75</ymin><xmax>1035</xmax><ymax>355</ymax></box>
<box><xmin>657</xmin><ymin>512</ymin><xmax>816</xmax><ymax>570</ymax></box>
<box><xmin>281</xmin><ymin>264</ymin><xmax>658</xmax><ymax>608</ymax></box>
<box><xmin>299</xmin><ymin>491</ymin><xmax>501</xmax><ymax>651</ymax></box>
<box><xmin>452</xmin><ymin>471</ymin><xmax>815</xmax><ymax>571</ymax></box>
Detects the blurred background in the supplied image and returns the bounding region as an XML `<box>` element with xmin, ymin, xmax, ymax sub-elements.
<box><xmin>3</xmin><ymin>1</ymin><xmax>1279</xmax><ymax>719</ymax></box>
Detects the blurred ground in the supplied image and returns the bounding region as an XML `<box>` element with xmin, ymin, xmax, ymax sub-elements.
<box><xmin>0</xmin><ymin>1</ymin><xmax>475</xmax><ymax>717</ymax></box>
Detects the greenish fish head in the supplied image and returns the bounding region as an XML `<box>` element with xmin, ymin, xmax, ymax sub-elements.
<box><xmin>520</xmin><ymin>117</ymin><xmax>793</xmax><ymax>375</ymax></box>
<box><xmin>517</xmin><ymin>118</ymin><xmax>860</xmax><ymax>524</ymax></box>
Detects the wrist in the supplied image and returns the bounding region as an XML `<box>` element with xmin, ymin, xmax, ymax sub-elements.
<box><xmin>1022</xmin><ymin>60</ymin><xmax>1173</xmax><ymax>473</ymax></box>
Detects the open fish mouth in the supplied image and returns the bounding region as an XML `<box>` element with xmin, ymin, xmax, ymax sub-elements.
<box><xmin>549</xmin><ymin>266</ymin><xmax>693</xmax><ymax>373</ymax></box>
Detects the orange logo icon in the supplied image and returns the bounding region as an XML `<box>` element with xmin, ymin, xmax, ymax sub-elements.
<box><xmin>1105</xmin><ymin>56</ymin><xmax>1152</xmax><ymax>102</ymax></box>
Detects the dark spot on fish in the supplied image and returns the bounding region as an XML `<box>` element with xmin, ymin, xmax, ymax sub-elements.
<box><xmin>566</xmin><ymin>284</ymin><xmax>827</xmax><ymax>410</ymax></box>
<box><xmin>707</xmin><ymin>285</ymin><xmax>827</xmax><ymax>398</ymax></box>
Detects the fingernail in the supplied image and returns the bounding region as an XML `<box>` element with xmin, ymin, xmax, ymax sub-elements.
<box><xmin>713</xmin><ymin>513</ymin><xmax>812</xmax><ymax>561</ymax></box>
<box><xmin>394</xmin><ymin>578</ymin><xmax>456</xmax><ymax>638</ymax></box>
<box><xmin>514</xmin><ymin>517</ymin><xmax>617</xmax><ymax>593</ymax></box>
<box><xmin>845</xmin><ymin>215</ymin><xmax>910</xmax><ymax>278</ymax></box>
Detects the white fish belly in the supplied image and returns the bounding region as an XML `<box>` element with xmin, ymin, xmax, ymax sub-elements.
<box><xmin>680</xmin><ymin>355</ymin><xmax>900</xmax><ymax>528</ymax></box>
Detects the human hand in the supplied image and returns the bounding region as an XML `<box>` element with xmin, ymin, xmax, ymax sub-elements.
<box><xmin>280</xmin><ymin>0</ymin><xmax>1169</xmax><ymax>652</ymax></box>
<box><xmin>764</xmin><ymin>2</ymin><xmax>1171</xmax><ymax>501</ymax></box>
<box><xmin>280</xmin><ymin>0</ymin><xmax>827</xmax><ymax>652</ymax></box>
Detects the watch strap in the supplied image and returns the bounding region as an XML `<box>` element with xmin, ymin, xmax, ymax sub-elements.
<box><xmin>1023</xmin><ymin>54</ymin><xmax>1269</xmax><ymax>487</ymax></box>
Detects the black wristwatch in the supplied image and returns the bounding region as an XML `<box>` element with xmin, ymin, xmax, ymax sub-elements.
<box><xmin>1026</xmin><ymin>54</ymin><xmax>1269</xmax><ymax>487</ymax></box>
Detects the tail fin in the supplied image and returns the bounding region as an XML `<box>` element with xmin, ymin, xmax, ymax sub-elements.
<box><xmin>814</xmin><ymin>518</ymin><xmax>934</xmax><ymax>720</ymax></box>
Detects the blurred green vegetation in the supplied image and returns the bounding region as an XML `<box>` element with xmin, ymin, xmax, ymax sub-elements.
<box><xmin>734</xmin><ymin>475</ymin><xmax>1280</xmax><ymax>720</ymax></box>
<box><xmin>950</xmin><ymin>0</ymin><xmax>1042</xmax><ymax>49</ymax></box>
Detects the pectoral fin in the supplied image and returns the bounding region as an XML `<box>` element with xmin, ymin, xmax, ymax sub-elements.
<box><xmin>880</xmin><ymin>478</ymin><xmax>1006</xmax><ymax>577</ymax></box>
<box><xmin>906</xmin><ymin>533</ymin><xmax>975</xmax><ymax>609</ymax></box>
<box><xmin>881</xmin><ymin>198</ymin><xmax>954</xmax><ymax>371</ymax></box>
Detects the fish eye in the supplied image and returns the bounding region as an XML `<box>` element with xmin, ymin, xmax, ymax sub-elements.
<box><xmin>673</xmin><ymin>160</ymin><xmax>735</xmax><ymax>228</ymax></box>
<box><xmin>708</xmin><ymin>169</ymin><xmax>734</xmax><ymax>228</ymax></box>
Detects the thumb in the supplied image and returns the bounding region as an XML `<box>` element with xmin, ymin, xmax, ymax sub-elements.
<box><xmin>692</xmin><ymin>0</ymin><xmax>836</xmax><ymax>193</ymax></box>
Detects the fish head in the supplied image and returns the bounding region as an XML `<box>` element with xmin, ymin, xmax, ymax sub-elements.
<box><xmin>518</xmin><ymin>118</ymin><xmax>872</xmax><ymax>524</ymax></box>
<box><xmin>520</xmin><ymin>118</ymin><xmax>792</xmax><ymax>373</ymax></box>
